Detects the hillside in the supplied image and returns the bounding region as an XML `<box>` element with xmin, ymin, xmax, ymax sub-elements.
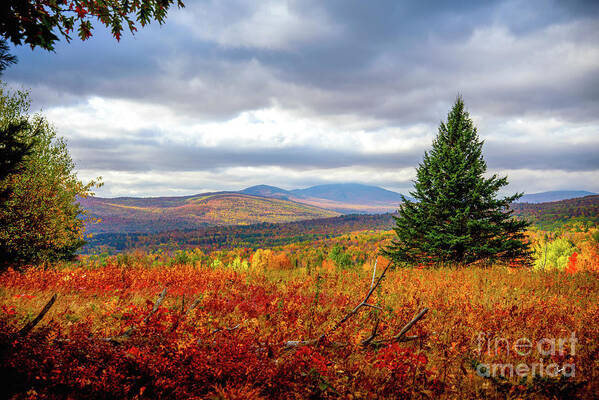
<box><xmin>79</xmin><ymin>193</ymin><xmax>339</xmax><ymax>234</ymax></box>
<box><xmin>82</xmin><ymin>195</ymin><xmax>599</xmax><ymax>253</ymax></box>
<box><xmin>511</xmin><ymin>194</ymin><xmax>599</xmax><ymax>230</ymax></box>
<box><xmin>80</xmin><ymin>185</ymin><xmax>598</xmax><ymax>234</ymax></box>
<box><xmin>240</xmin><ymin>183</ymin><xmax>406</xmax><ymax>213</ymax></box>
<box><xmin>516</xmin><ymin>190</ymin><xmax>596</xmax><ymax>203</ymax></box>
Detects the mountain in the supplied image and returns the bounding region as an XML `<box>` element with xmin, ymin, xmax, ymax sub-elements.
<box><xmin>83</xmin><ymin>195</ymin><xmax>599</xmax><ymax>253</ymax></box>
<box><xmin>291</xmin><ymin>183</ymin><xmax>404</xmax><ymax>203</ymax></box>
<box><xmin>79</xmin><ymin>192</ymin><xmax>339</xmax><ymax>234</ymax></box>
<box><xmin>238</xmin><ymin>183</ymin><xmax>406</xmax><ymax>214</ymax></box>
<box><xmin>239</xmin><ymin>185</ymin><xmax>293</xmax><ymax>199</ymax></box>
<box><xmin>516</xmin><ymin>191</ymin><xmax>597</xmax><ymax>203</ymax></box>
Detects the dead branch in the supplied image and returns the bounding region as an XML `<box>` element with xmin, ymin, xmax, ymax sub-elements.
<box><xmin>360</xmin><ymin>318</ymin><xmax>380</xmax><ymax>346</ymax></box>
<box><xmin>143</xmin><ymin>288</ymin><xmax>167</xmax><ymax>324</ymax></box>
<box><xmin>286</xmin><ymin>259</ymin><xmax>391</xmax><ymax>348</ymax></box>
<box><xmin>367</xmin><ymin>307</ymin><xmax>429</xmax><ymax>347</ymax></box>
<box><xmin>285</xmin><ymin>258</ymin><xmax>430</xmax><ymax>349</ymax></box>
<box><xmin>187</xmin><ymin>298</ymin><xmax>202</xmax><ymax>313</ymax></box>
<box><xmin>392</xmin><ymin>308</ymin><xmax>428</xmax><ymax>342</ymax></box>
<box><xmin>16</xmin><ymin>294</ymin><xmax>57</xmax><ymax>338</ymax></box>
<box><xmin>210</xmin><ymin>323</ymin><xmax>242</xmax><ymax>335</ymax></box>
<box><xmin>325</xmin><ymin>260</ymin><xmax>391</xmax><ymax>336</ymax></box>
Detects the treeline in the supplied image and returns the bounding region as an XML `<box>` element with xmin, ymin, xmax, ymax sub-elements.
<box><xmin>82</xmin><ymin>213</ymin><xmax>396</xmax><ymax>254</ymax></box>
<box><xmin>511</xmin><ymin>195</ymin><xmax>599</xmax><ymax>231</ymax></box>
<box><xmin>82</xmin><ymin>195</ymin><xmax>599</xmax><ymax>254</ymax></box>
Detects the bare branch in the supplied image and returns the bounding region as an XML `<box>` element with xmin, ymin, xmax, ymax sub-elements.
<box><xmin>144</xmin><ymin>288</ymin><xmax>167</xmax><ymax>324</ymax></box>
<box><xmin>392</xmin><ymin>308</ymin><xmax>428</xmax><ymax>342</ymax></box>
<box><xmin>370</xmin><ymin>258</ymin><xmax>378</xmax><ymax>289</ymax></box>
<box><xmin>187</xmin><ymin>298</ymin><xmax>202</xmax><ymax>313</ymax></box>
<box><xmin>16</xmin><ymin>294</ymin><xmax>57</xmax><ymax>338</ymax></box>
<box><xmin>286</xmin><ymin>260</ymin><xmax>392</xmax><ymax>348</ymax></box>
<box><xmin>210</xmin><ymin>323</ymin><xmax>241</xmax><ymax>335</ymax></box>
<box><xmin>326</xmin><ymin>261</ymin><xmax>391</xmax><ymax>336</ymax></box>
<box><xmin>360</xmin><ymin>318</ymin><xmax>380</xmax><ymax>346</ymax></box>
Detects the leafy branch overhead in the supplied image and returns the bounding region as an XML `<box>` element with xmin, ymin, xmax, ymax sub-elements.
<box><xmin>0</xmin><ymin>0</ymin><xmax>185</xmax><ymax>51</ymax></box>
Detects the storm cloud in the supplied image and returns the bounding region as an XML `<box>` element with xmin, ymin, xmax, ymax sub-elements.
<box><xmin>3</xmin><ymin>0</ymin><xmax>599</xmax><ymax>196</ymax></box>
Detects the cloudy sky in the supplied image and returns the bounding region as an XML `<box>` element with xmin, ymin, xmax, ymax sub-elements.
<box><xmin>4</xmin><ymin>0</ymin><xmax>599</xmax><ymax>197</ymax></box>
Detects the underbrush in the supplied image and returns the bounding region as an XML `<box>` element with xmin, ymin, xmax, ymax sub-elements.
<box><xmin>1</xmin><ymin>254</ymin><xmax>598</xmax><ymax>399</ymax></box>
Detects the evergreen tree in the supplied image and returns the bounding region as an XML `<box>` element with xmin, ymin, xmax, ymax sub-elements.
<box><xmin>383</xmin><ymin>97</ymin><xmax>530</xmax><ymax>266</ymax></box>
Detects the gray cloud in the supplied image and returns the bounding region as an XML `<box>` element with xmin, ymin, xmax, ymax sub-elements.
<box><xmin>3</xmin><ymin>0</ymin><xmax>598</xmax><ymax>196</ymax></box>
<box><xmin>67</xmin><ymin>135</ymin><xmax>599</xmax><ymax>173</ymax></box>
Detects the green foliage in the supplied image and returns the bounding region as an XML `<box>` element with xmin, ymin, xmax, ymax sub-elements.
<box><xmin>0</xmin><ymin>84</ymin><xmax>100</xmax><ymax>268</ymax></box>
<box><xmin>328</xmin><ymin>244</ymin><xmax>353</xmax><ymax>269</ymax></box>
<box><xmin>228</xmin><ymin>256</ymin><xmax>249</xmax><ymax>272</ymax></box>
<box><xmin>533</xmin><ymin>237</ymin><xmax>577</xmax><ymax>271</ymax></box>
<box><xmin>384</xmin><ymin>97</ymin><xmax>530</xmax><ymax>266</ymax></box>
<box><xmin>1</xmin><ymin>0</ymin><xmax>184</xmax><ymax>51</ymax></box>
<box><xmin>0</xmin><ymin>39</ymin><xmax>17</xmax><ymax>74</ymax></box>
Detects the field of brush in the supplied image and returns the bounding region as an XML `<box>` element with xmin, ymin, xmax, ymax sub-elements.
<box><xmin>1</xmin><ymin>229</ymin><xmax>598</xmax><ymax>399</ymax></box>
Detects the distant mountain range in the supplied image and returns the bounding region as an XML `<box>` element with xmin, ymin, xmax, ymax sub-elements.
<box><xmin>516</xmin><ymin>191</ymin><xmax>597</xmax><ymax>203</ymax></box>
<box><xmin>79</xmin><ymin>192</ymin><xmax>339</xmax><ymax>234</ymax></box>
<box><xmin>240</xmin><ymin>183</ymin><xmax>406</xmax><ymax>213</ymax></box>
<box><xmin>84</xmin><ymin>195</ymin><xmax>599</xmax><ymax>253</ymax></box>
<box><xmin>80</xmin><ymin>184</ymin><xmax>597</xmax><ymax>234</ymax></box>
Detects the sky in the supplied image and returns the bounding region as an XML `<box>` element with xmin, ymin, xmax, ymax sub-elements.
<box><xmin>4</xmin><ymin>0</ymin><xmax>599</xmax><ymax>198</ymax></box>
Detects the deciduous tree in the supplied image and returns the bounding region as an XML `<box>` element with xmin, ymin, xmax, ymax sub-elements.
<box><xmin>1</xmin><ymin>0</ymin><xmax>184</xmax><ymax>51</ymax></box>
<box><xmin>0</xmin><ymin>85</ymin><xmax>100</xmax><ymax>268</ymax></box>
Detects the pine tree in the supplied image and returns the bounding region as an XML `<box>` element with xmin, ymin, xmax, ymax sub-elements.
<box><xmin>383</xmin><ymin>97</ymin><xmax>530</xmax><ymax>266</ymax></box>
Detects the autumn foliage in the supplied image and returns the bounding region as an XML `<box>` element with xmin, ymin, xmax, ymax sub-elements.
<box><xmin>1</xmin><ymin>226</ymin><xmax>599</xmax><ymax>399</ymax></box>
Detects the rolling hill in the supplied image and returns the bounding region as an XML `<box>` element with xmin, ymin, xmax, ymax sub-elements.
<box><xmin>516</xmin><ymin>190</ymin><xmax>597</xmax><ymax>203</ymax></box>
<box><xmin>80</xmin><ymin>184</ymin><xmax>597</xmax><ymax>234</ymax></box>
<box><xmin>79</xmin><ymin>192</ymin><xmax>339</xmax><ymax>234</ymax></box>
<box><xmin>241</xmin><ymin>183</ymin><xmax>406</xmax><ymax>213</ymax></box>
<box><xmin>511</xmin><ymin>194</ymin><xmax>599</xmax><ymax>230</ymax></box>
<box><xmin>82</xmin><ymin>195</ymin><xmax>599</xmax><ymax>254</ymax></box>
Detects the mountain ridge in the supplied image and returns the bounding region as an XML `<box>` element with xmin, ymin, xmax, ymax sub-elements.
<box><xmin>81</xmin><ymin>185</ymin><xmax>596</xmax><ymax>234</ymax></box>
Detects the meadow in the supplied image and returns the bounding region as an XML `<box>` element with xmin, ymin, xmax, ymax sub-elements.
<box><xmin>1</xmin><ymin>229</ymin><xmax>598</xmax><ymax>399</ymax></box>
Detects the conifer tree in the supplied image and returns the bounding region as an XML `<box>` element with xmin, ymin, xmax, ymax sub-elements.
<box><xmin>383</xmin><ymin>97</ymin><xmax>530</xmax><ymax>266</ymax></box>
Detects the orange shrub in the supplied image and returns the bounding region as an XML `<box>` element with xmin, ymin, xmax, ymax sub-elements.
<box><xmin>269</xmin><ymin>252</ymin><xmax>293</xmax><ymax>270</ymax></box>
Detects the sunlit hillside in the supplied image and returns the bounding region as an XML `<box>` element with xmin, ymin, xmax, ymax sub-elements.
<box><xmin>79</xmin><ymin>193</ymin><xmax>340</xmax><ymax>233</ymax></box>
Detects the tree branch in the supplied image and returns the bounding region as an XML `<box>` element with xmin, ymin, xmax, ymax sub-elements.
<box><xmin>16</xmin><ymin>294</ymin><xmax>57</xmax><ymax>338</ymax></box>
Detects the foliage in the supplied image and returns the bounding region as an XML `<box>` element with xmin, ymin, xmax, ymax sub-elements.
<box><xmin>532</xmin><ymin>237</ymin><xmax>577</xmax><ymax>271</ymax></box>
<box><xmin>0</xmin><ymin>38</ymin><xmax>17</xmax><ymax>74</ymax></box>
<box><xmin>384</xmin><ymin>97</ymin><xmax>530</xmax><ymax>266</ymax></box>
<box><xmin>328</xmin><ymin>244</ymin><xmax>354</xmax><ymax>269</ymax></box>
<box><xmin>0</xmin><ymin>0</ymin><xmax>184</xmax><ymax>51</ymax></box>
<box><xmin>511</xmin><ymin>195</ymin><xmax>599</xmax><ymax>231</ymax></box>
<box><xmin>0</xmin><ymin>85</ymin><xmax>100</xmax><ymax>268</ymax></box>
<box><xmin>531</xmin><ymin>229</ymin><xmax>599</xmax><ymax>273</ymax></box>
<box><xmin>1</xmin><ymin>242</ymin><xmax>598</xmax><ymax>398</ymax></box>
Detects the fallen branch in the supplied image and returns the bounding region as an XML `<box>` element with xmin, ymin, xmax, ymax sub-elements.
<box><xmin>286</xmin><ymin>259</ymin><xmax>392</xmax><ymax>348</ymax></box>
<box><xmin>286</xmin><ymin>259</ymin><xmax>430</xmax><ymax>349</ymax></box>
<box><xmin>391</xmin><ymin>307</ymin><xmax>428</xmax><ymax>342</ymax></box>
<box><xmin>365</xmin><ymin>307</ymin><xmax>429</xmax><ymax>347</ymax></box>
<box><xmin>360</xmin><ymin>317</ymin><xmax>380</xmax><ymax>346</ymax></box>
<box><xmin>325</xmin><ymin>259</ymin><xmax>391</xmax><ymax>337</ymax></box>
<box><xmin>210</xmin><ymin>323</ymin><xmax>242</xmax><ymax>335</ymax></box>
<box><xmin>16</xmin><ymin>294</ymin><xmax>57</xmax><ymax>338</ymax></box>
